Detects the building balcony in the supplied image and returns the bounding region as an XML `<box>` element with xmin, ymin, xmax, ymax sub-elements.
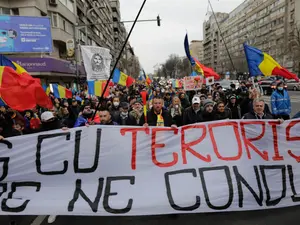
<box><xmin>51</xmin><ymin>27</ymin><xmax>73</xmax><ymax>44</ymax></box>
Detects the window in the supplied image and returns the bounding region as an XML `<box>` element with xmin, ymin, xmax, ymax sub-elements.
<box><xmin>59</xmin><ymin>0</ymin><xmax>74</xmax><ymax>12</ymax></box>
<box><xmin>0</xmin><ymin>7</ymin><xmax>10</xmax><ymax>15</ymax></box>
<box><xmin>62</xmin><ymin>20</ymin><xmax>66</xmax><ymax>31</ymax></box>
<box><xmin>11</xmin><ymin>8</ymin><xmax>19</xmax><ymax>15</ymax></box>
<box><xmin>51</xmin><ymin>12</ymin><xmax>59</xmax><ymax>28</ymax></box>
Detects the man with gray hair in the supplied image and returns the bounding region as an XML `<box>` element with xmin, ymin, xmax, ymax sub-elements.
<box><xmin>242</xmin><ymin>98</ymin><xmax>273</xmax><ymax>119</ymax></box>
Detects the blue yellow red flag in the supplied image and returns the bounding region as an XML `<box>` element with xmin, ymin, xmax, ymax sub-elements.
<box><xmin>244</xmin><ymin>43</ymin><xmax>299</xmax><ymax>81</ymax></box>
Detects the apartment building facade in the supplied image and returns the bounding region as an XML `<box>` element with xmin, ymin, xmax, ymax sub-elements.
<box><xmin>190</xmin><ymin>40</ymin><xmax>204</xmax><ymax>62</ymax></box>
<box><xmin>203</xmin><ymin>12</ymin><xmax>228</xmax><ymax>71</ymax></box>
<box><xmin>0</xmin><ymin>0</ymin><xmax>129</xmax><ymax>85</ymax></box>
<box><xmin>203</xmin><ymin>0</ymin><xmax>300</xmax><ymax>75</ymax></box>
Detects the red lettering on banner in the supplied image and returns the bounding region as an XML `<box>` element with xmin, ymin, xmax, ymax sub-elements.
<box><xmin>208</xmin><ymin>122</ymin><xmax>242</xmax><ymax>161</ymax></box>
<box><xmin>240</xmin><ymin>121</ymin><xmax>269</xmax><ymax>161</ymax></box>
<box><xmin>286</xmin><ymin>120</ymin><xmax>300</xmax><ymax>162</ymax></box>
<box><xmin>120</xmin><ymin>128</ymin><xmax>150</xmax><ymax>170</ymax></box>
<box><xmin>151</xmin><ymin>128</ymin><xmax>179</xmax><ymax>167</ymax></box>
<box><xmin>268</xmin><ymin>121</ymin><xmax>284</xmax><ymax>161</ymax></box>
<box><xmin>181</xmin><ymin>125</ymin><xmax>211</xmax><ymax>164</ymax></box>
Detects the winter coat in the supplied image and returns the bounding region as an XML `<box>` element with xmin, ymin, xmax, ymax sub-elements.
<box><xmin>226</xmin><ymin>103</ymin><xmax>241</xmax><ymax>119</ymax></box>
<box><xmin>74</xmin><ymin>114</ymin><xmax>101</xmax><ymax>128</ymax></box>
<box><xmin>202</xmin><ymin>111</ymin><xmax>217</xmax><ymax>122</ymax></box>
<box><xmin>242</xmin><ymin>112</ymin><xmax>273</xmax><ymax>120</ymax></box>
<box><xmin>139</xmin><ymin>108</ymin><xmax>173</xmax><ymax>127</ymax></box>
<box><xmin>116</xmin><ymin>114</ymin><xmax>137</xmax><ymax>126</ymax></box>
<box><xmin>215</xmin><ymin>108</ymin><xmax>232</xmax><ymax>120</ymax></box>
<box><xmin>182</xmin><ymin>106</ymin><xmax>203</xmax><ymax>125</ymax></box>
<box><xmin>271</xmin><ymin>90</ymin><xmax>291</xmax><ymax>116</ymax></box>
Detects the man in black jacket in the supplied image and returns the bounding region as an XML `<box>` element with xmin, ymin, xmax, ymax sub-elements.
<box><xmin>139</xmin><ymin>96</ymin><xmax>175</xmax><ymax>127</ymax></box>
<box><xmin>115</xmin><ymin>102</ymin><xmax>137</xmax><ymax>126</ymax></box>
<box><xmin>183</xmin><ymin>96</ymin><xmax>203</xmax><ymax>125</ymax></box>
<box><xmin>243</xmin><ymin>98</ymin><xmax>273</xmax><ymax>119</ymax></box>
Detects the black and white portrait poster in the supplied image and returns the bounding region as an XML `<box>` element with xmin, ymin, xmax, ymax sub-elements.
<box><xmin>81</xmin><ymin>46</ymin><xmax>112</xmax><ymax>80</ymax></box>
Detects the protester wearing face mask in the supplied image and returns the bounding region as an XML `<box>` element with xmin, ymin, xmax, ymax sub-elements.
<box><xmin>183</xmin><ymin>96</ymin><xmax>203</xmax><ymax>125</ymax></box>
<box><xmin>109</xmin><ymin>96</ymin><xmax>121</xmax><ymax>122</ymax></box>
<box><xmin>74</xmin><ymin>103</ymin><xmax>100</xmax><ymax>127</ymax></box>
<box><xmin>169</xmin><ymin>96</ymin><xmax>183</xmax><ymax>127</ymax></box>
<box><xmin>271</xmin><ymin>81</ymin><xmax>291</xmax><ymax>120</ymax></box>
<box><xmin>40</xmin><ymin>111</ymin><xmax>65</xmax><ymax>132</ymax></box>
<box><xmin>115</xmin><ymin>102</ymin><xmax>137</xmax><ymax>126</ymax></box>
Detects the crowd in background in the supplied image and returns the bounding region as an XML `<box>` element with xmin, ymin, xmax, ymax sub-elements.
<box><xmin>0</xmin><ymin>78</ymin><xmax>297</xmax><ymax>139</ymax></box>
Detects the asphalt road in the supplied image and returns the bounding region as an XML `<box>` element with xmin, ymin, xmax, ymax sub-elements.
<box><xmin>1</xmin><ymin>91</ymin><xmax>300</xmax><ymax>225</ymax></box>
<box><xmin>262</xmin><ymin>90</ymin><xmax>300</xmax><ymax>117</ymax></box>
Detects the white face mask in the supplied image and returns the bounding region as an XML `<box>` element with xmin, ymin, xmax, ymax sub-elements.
<box><xmin>121</xmin><ymin>111</ymin><xmax>128</xmax><ymax>117</ymax></box>
<box><xmin>175</xmin><ymin>104</ymin><xmax>179</xmax><ymax>109</ymax></box>
<box><xmin>113</xmin><ymin>102</ymin><xmax>119</xmax><ymax>107</ymax></box>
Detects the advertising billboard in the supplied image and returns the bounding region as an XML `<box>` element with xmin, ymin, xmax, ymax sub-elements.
<box><xmin>0</xmin><ymin>16</ymin><xmax>52</xmax><ymax>53</ymax></box>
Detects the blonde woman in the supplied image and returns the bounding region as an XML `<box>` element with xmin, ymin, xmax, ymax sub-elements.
<box><xmin>169</xmin><ymin>96</ymin><xmax>183</xmax><ymax>127</ymax></box>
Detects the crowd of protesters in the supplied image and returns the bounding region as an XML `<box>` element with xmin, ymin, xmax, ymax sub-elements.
<box><xmin>0</xmin><ymin>79</ymin><xmax>297</xmax><ymax>140</ymax></box>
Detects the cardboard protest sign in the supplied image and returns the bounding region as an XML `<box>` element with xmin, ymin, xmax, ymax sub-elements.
<box><xmin>184</xmin><ymin>76</ymin><xmax>203</xmax><ymax>91</ymax></box>
<box><xmin>1</xmin><ymin>120</ymin><xmax>300</xmax><ymax>215</ymax></box>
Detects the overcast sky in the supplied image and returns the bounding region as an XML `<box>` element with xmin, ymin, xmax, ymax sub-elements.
<box><xmin>119</xmin><ymin>0</ymin><xmax>245</xmax><ymax>73</ymax></box>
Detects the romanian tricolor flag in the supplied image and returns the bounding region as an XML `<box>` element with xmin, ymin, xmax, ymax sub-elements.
<box><xmin>139</xmin><ymin>69</ymin><xmax>152</xmax><ymax>86</ymax></box>
<box><xmin>148</xmin><ymin>88</ymin><xmax>154</xmax><ymax>101</ymax></box>
<box><xmin>0</xmin><ymin>66</ymin><xmax>53</xmax><ymax>111</ymax></box>
<box><xmin>184</xmin><ymin>34</ymin><xmax>221</xmax><ymax>80</ymax></box>
<box><xmin>184</xmin><ymin>34</ymin><xmax>196</xmax><ymax>67</ymax></box>
<box><xmin>172</xmin><ymin>79</ymin><xmax>182</xmax><ymax>88</ymax></box>
<box><xmin>51</xmin><ymin>84</ymin><xmax>73</xmax><ymax>99</ymax></box>
<box><xmin>244</xmin><ymin>43</ymin><xmax>299</xmax><ymax>81</ymax></box>
<box><xmin>87</xmin><ymin>80</ymin><xmax>110</xmax><ymax>97</ymax></box>
<box><xmin>193</xmin><ymin>57</ymin><xmax>220</xmax><ymax>80</ymax></box>
<box><xmin>113</xmin><ymin>68</ymin><xmax>135</xmax><ymax>87</ymax></box>
<box><xmin>0</xmin><ymin>54</ymin><xmax>27</xmax><ymax>75</ymax></box>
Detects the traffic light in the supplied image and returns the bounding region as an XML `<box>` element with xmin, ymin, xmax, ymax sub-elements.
<box><xmin>157</xmin><ymin>15</ymin><xmax>161</xmax><ymax>27</ymax></box>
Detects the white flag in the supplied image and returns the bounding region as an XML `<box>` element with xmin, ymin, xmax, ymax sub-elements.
<box><xmin>81</xmin><ymin>46</ymin><xmax>112</xmax><ymax>80</ymax></box>
<box><xmin>206</xmin><ymin>76</ymin><xmax>215</xmax><ymax>86</ymax></box>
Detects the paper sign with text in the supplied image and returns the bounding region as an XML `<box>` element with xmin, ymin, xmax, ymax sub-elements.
<box><xmin>184</xmin><ymin>76</ymin><xmax>203</xmax><ymax>91</ymax></box>
<box><xmin>1</xmin><ymin>120</ymin><xmax>300</xmax><ymax>215</ymax></box>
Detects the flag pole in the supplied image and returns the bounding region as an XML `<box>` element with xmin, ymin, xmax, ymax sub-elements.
<box><xmin>92</xmin><ymin>0</ymin><xmax>148</xmax><ymax>120</ymax></box>
<box><xmin>208</xmin><ymin>0</ymin><xmax>236</xmax><ymax>73</ymax></box>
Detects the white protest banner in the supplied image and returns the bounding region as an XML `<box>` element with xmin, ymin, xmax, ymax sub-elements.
<box><xmin>1</xmin><ymin>120</ymin><xmax>300</xmax><ymax>216</ymax></box>
<box><xmin>81</xmin><ymin>46</ymin><xmax>112</xmax><ymax>80</ymax></box>
<box><xmin>184</xmin><ymin>76</ymin><xmax>203</xmax><ymax>91</ymax></box>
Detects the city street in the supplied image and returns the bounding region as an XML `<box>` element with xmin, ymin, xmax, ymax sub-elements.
<box><xmin>263</xmin><ymin>90</ymin><xmax>300</xmax><ymax>117</ymax></box>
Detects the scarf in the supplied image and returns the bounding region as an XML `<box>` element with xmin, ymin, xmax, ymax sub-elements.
<box><xmin>155</xmin><ymin>110</ymin><xmax>164</xmax><ymax>127</ymax></box>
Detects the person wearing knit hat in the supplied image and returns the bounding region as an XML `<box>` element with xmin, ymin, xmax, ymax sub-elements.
<box><xmin>202</xmin><ymin>99</ymin><xmax>216</xmax><ymax>122</ymax></box>
<box><xmin>203</xmin><ymin>99</ymin><xmax>214</xmax><ymax>109</ymax></box>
